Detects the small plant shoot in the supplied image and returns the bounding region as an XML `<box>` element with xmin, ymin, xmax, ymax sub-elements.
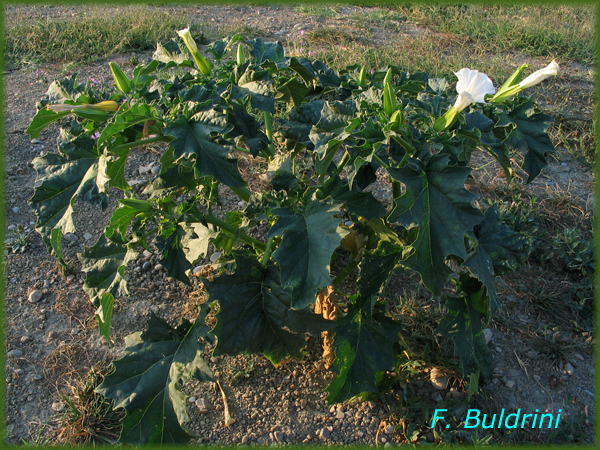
<box><xmin>27</xmin><ymin>31</ymin><xmax>559</xmax><ymax>444</ymax></box>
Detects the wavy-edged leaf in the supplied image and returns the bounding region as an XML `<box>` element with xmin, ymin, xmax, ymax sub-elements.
<box><xmin>164</xmin><ymin>113</ymin><xmax>245</xmax><ymax>187</ymax></box>
<box><xmin>231</xmin><ymin>67</ymin><xmax>275</xmax><ymax>113</ymax></box>
<box><xmin>245</xmin><ymin>38</ymin><xmax>284</xmax><ymax>64</ymax></box>
<box><xmin>326</xmin><ymin>303</ymin><xmax>402</xmax><ymax>403</ymax></box>
<box><xmin>152</xmin><ymin>39</ymin><xmax>194</xmax><ymax>67</ymax></box>
<box><xmin>436</xmin><ymin>275</ymin><xmax>493</xmax><ymax>382</ymax></box>
<box><xmin>504</xmin><ymin>99</ymin><xmax>555</xmax><ymax>183</ymax></box>
<box><xmin>30</xmin><ymin>131</ymin><xmax>109</xmax><ymax>248</ymax></box>
<box><xmin>204</xmin><ymin>255</ymin><xmax>332</xmax><ymax>365</ymax></box>
<box><xmin>26</xmin><ymin>107</ymin><xmax>71</xmax><ymax>139</ymax></box>
<box><xmin>388</xmin><ymin>154</ymin><xmax>483</xmax><ymax>296</ymax></box>
<box><xmin>268</xmin><ymin>194</ymin><xmax>347</xmax><ymax>309</ymax></box>
<box><xmin>155</xmin><ymin>222</ymin><xmax>200</xmax><ymax>285</ymax></box>
<box><xmin>95</xmin><ymin>292</ymin><xmax>114</xmax><ymax>341</ymax></box>
<box><xmin>143</xmin><ymin>165</ymin><xmax>199</xmax><ymax>198</ymax></box>
<box><xmin>95</xmin><ymin>307</ymin><xmax>214</xmax><ymax>444</ymax></box>
<box><xmin>358</xmin><ymin>239</ymin><xmax>411</xmax><ymax>300</ymax></box>
<box><xmin>98</xmin><ymin>103</ymin><xmax>159</xmax><ymax>147</ymax></box>
<box><xmin>79</xmin><ymin>233</ymin><xmax>138</xmax><ymax>306</ymax></box>
<box><xmin>321</xmin><ymin>176</ymin><xmax>386</xmax><ymax>220</ymax></box>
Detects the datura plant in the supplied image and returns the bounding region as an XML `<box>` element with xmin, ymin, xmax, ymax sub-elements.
<box><xmin>27</xmin><ymin>32</ymin><xmax>559</xmax><ymax>444</ymax></box>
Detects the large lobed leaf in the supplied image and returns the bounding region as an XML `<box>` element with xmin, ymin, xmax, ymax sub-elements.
<box><xmin>29</xmin><ymin>130</ymin><xmax>109</xmax><ymax>249</ymax></box>
<box><xmin>268</xmin><ymin>194</ymin><xmax>348</xmax><ymax>309</ymax></box>
<box><xmin>388</xmin><ymin>154</ymin><xmax>483</xmax><ymax>296</ymax></box>
<box><xmin>326</xmin><ymin>303</ymin><xmax>403</xmax><ymax>403</ymax></box>
<box><xmin>204</xmin><ymin>255</ymin><xmax>333</xmax><ymax>365</ymax></box>
<box><xmin>96</xmin><ymin>308</ymin><xmax>214</xmax><ymax>444</ymax></box>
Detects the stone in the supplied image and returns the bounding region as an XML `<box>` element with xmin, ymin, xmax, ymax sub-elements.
<box><xmin>7</xmin><ymin>225</ymin><xmax>16</xmax><ymax>231</ymax></box>
<box><xmin>274</xmin><ymin>431</ymin><xmax>284</xmax><ymax>442</ymax></box>
<box><xmin>483</xmin><ymin>328</ymin><xmax>492</xmax><ymax>344</ymax></box>
<box><xmin>495</xmin><ymin>346</ymin><xmax>503</xmax><ymax>353</ymax></box>
<box><xmin>385</xmin><ymin>423</ymin><xmax>394</xmax><ymax>434</ymax></box>
<box><xmin>139</xmin><ymin>164</ymin><xmax>153</xmax><ymax>174</ymax></box>
<box><xmin>319</xmin><ymin>428</ymin><xmax>330</xmax><ymax>440</ymax></box>
<box><xmin>192</xmin><ymin>265</ymin><xmax>204</xmax><ymax>274</ymax></box>
<box><xmin>7</xmin><ymin>350</ymin><xmax>22</xmax><ymax>358</ymax></box>
<box><xmin>533</xmin><ymin>375</ymin><xmax>541</xmax><ymax>382</ymax></box>
<box><xmin>143</xmin><ymin>250</ymin><xmax>152</xmax><ymax>259</ymax></box>
<box><xmin>151</xmin><ymin>165</ymin><xmax>161</xmax><ymax>175</ymax></box>
<box><xmin>210</xmin><ymin>251</ymin><xmax>222</xmax><ymax>262</ymax></box>
<box><xmin>28</xmin><ymin>290</ymin><xmax>43</xmax><ymax>303</ymax></box>
<box><xmin>64</xmin><ymin>233</ymin><xmax>78</xmax><ymax>241</ymax></box>
<box><xmin>241</xmin><ymin>436</ymin><xmax>251</xmax><ymax>445</ymax></box>
<box><xmin>31</xmin><ymin>139</ymin><xmax>42</xmax><ymax>144</ymax></box>
<box><xmin>430</xmin><ymin>368</ymin><xmax>448</xmax><ymax>390</ymax></box>
<box><xmin>51</xmin><ymin>402</ymin><xmax>64</xmax><ymax>412</ymax></box>
<box><xmin>154</xmin><ymin>264</ymin><xmax>163</xmax><ymax>271</ymax></box>
<box><xmin>66</xmin><ymin>274</ymin><xmax>75</xmax><ymax>283</ymax></box>
<box><xmin>336</xmin><ymin>410</ymin><xmax>345</xmax><ymax>419</ymax></box>
<box><xmin>12</xmin><ymin>207</ymin><xmax>20</xmax><ymax>214</ymax></box>
<box><xmin>505</xmin><ymin>380</ymin><xmax>515</xmax><ymax>388</ymax></box>
<box><xmin>195</xmin><ymin>397</ymin><xmax>210</xmax><ymax>413</ymax></box>
<box><xmin>83</xmin><ymin>232</ymin><xmax>93</xmax><ymax>241</ymax></box>
<box><xmin>20</xmin><ymin>335</ymin><xmax>32</xmax><ymax>343</ymax></box>
<box><xmin>564</xmin><ymin>363</ymin><xmax>575</xmax><ymax>376</ymax></box>
<box><xmin>143</xmin><ymin>261</ymin><xmax>151</xmax><ymax>271</ymax></box>
<box><xmin>527</xmin><ymin>350</ymin><xmax>539</xmax><ymax>359</ymax></box>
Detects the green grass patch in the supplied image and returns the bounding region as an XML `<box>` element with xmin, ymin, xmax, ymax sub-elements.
<box><xmin>3</xmin><ymin>5</ymin><xmax>207</xmax><ymax>67</ymax></box>
<box><xmin>395</xmin><ymin>4</ymin><xmax>596</xmax><ymax>66</ymax></box>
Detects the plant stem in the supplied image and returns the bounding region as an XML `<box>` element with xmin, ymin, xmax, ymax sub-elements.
<box><xmin>332</xmin><ymin>255</ymin><xmax>360</xmax><ymax>288</ymax></box>
<box><xmin>262</xmin><ymin>237</ymin><xmax>275</xmax><ymax>265</ymax></box>
<box><xmin>392</xmin><ymin>180</ymin><xmax>402</xmax><ymax>199</ymax></box>
<box><xmin>229</xmin><ymin>186</ymin><xmax>252</xmax><ymax>203</ymax></box>
<box><xmin>204</xmin><ymin>213</ymin><xmax>266</xmax><ymax>252</ymax></box>
<box><xmin>373</xmin><ymin>154</ymin><xmax>389</xmax><ymax>169</ymax></box>
<box><xmin>264</xmin><ymin>111</ymin><xmax>275</xmax><ymax>158</ymax></box>
<box><xmin>336</xmin><ymin>150</ymin><xmax>350</xmax><ymax>173</ymax></box>
<box><xmin>109</xmin><ymin>135</ymin><xmax>167</xmax><ymax>154</ymax></box>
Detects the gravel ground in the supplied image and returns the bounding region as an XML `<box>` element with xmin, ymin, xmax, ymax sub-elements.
<box><xmin>3</xmin><ymin>4</ymin><xmax>596</xmax><ymax>446</ymax></box>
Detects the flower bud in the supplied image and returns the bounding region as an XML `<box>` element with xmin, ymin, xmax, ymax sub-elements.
<box><xmin>517</xmin><ymin>60</ymin><xmax>559</xmax><ymax>90</ymax></box>
<box><xmin>177</xmin><ymin>27</ymin><xmax>212</xmax><ymax>76</ymax></box>
<box><xmin>109</xmin><ymin>62</ymin><xmax>131</xmax><ymax>94</ymax></box>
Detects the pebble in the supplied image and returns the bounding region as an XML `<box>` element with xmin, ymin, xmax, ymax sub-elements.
<box><xmin>561</xmin><ymin>162</ymin><xmax>568</xmax><ymax>166</ymax></box>
<box><xmin>83</xmin><ymin>232</ymin><xmax>93</xmax><ymax>241</ymax></box>
<box><xmin>344</xmin><ymin>221</ymin><xmax>353</xmax><ymax>227</ymax></box>
<box><xmin>151</xmin><ymin>165</ymin><xmax>160</xmax><ymax>175</ymax></box>
<box><xmin>32</xmin><ymin>374</ymin><xmax>43</xmax><ymax>381</ymax></box>
<box><xmin>573</xmin><ymin>353</ymin><xmax>584</xmax><ymax>361</ymax></box>
<box><xmin>564</xmin><ymin>363</ymin><xmax>575</xmax><ymax>376</ymax></box>
<box><xmin>31</xmin><ymin>139</ymin><xmax>42</xmax><ymax>144</ymax></box>
<box><xmin>192</xmin><ymin>265</ymin><xmax>204</xmax><ymax>275</ymax></box>
<box><xmin>319</xmin><ymin>428</ymin><xmax>330</xmax><ymax>440</ymax></box>
<box><xmin>533</xmin><ymin>375</ymin><xmax>541</xmax><ymax>382</ymax></box>
<box><xmin>430</xmin><ymin>368</ymin><xmax>448</xmax><ymax>390</ymax></box>
<box><xmin>143</xmin><ymin>250</ymin><xmax>152</xmax><ymax>259</ymax></box>
<box><xmin>66</xmin><ymin>274</ymin><xmax>75</xmax><ymax>283</ymax></box>
<box><xmin>64</xmin><ymin>233</ymin><xmax>78</xmax><ymax>242</ymax></box>
<box><xmin>335</xmin><ymin>410</ymin><xmax>345</xmax><ymax>419</ymax></box>
<box><xmin>20</xmin><ymin>335</ymin><xmax>32</xmax><ymax>343</ymax></box>
<box><xmin>274</xmin><ymin>431</ymin><xmax>284</xmax><ymax>442</ymax></box>
<box><xmin>495</xmin><ymin>346</ymin><xmax>503</xmax><ymax>353</ymax></box>
<box><xmin>299</xmin><ymin>398</ymin><xmax>307</xmax><ymax>409</ymax></box>
<box><xmin>51</xmin><ymin>402</ymin><xmax>64</xmax><ymax>412</ymax></box>
<box><xmin>28</xmin><ymin>290</ymin><xmax>43</xmax><ymax>303</ymax></box>
<box><xmin>139</xmin><ymin>164</ymin><xmax>153</xmax><ymax>174</ymax></box>
<box><xmin>195</xmin><ymin>397</ymin><xmax>210</xmax><ymax>413</ymax></box>
<box><xmin>143</xmin><ymin>261</ymin><xmax>151</xmax><ymax>271</ymax></box>
<box><xmin>241</xmin><ymin>436</ymin><xmax>251</xmax><ymax>445</ymax></box>
<box><xmin>12</xmin><ymin>207</ymin><xmax>20</xmax><ymax>214</ymax></box>
<box><xmin>385</xmin><ymin>423</ymin><xmax>394</xmax><ymax>434</ymax></box>
<box><xmin>7</xmin><ymin>350</ymin><xmax>23</xmax><ymax>358</ymax></box>
<box><xmin>527</xmin><ymin>350</ymin><xmax>539</xmax><ymax>359</ymax></box>
<box><xmin>210</xmin><ymin>251</ymin><xmax>222</xmax><ymax>262</ymax></box>
<box><xmin>237</xmin><ymin>200</ymin><xmax>246</xmax><ymax>207</ymax></box>
<box><xmin>154</xmin><ymin>264</ymin><xmax>163</xmax><ymax>271</ymax></box>
<box><xmin>505</xmin><ymin>380</ymin><xmax>515</xmax><ymax>388</ymax></box>
<box><xmin>483</xmin><ymin>328</ymin><xmax>492</xmax><ymax>344</ymax></box>
<box><xmin>7</xmin><ymin>225</ymin><xmax>16</xmax><ymax>231</ymax></box>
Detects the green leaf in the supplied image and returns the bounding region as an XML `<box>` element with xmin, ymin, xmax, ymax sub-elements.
<box><xmin>204</xmin><ymin>255</ymin><xmax>332</xmax><ymax>365</ymax></box>
<box><xmin>321</xmin><ymin>176</ymin><xmax>386</xmax><ymax>220</ymax></box>
<box><xmin>155</xmin><ymin>223</ymin><xmax>198</xmax><ymax>285</ymax></box>
<box><xmin>466</xmin><ymin>205</ymin><xmax>532</xmax><ymax>276</ymax></box>
<box><xmin>143</xmin><ymin>165</ymin><xmax>199</xmax><ymax>198</ymax></box>
<box><xmin>165</xmin><ymin>114</ymin><xmax>245</xmax><ymax>188</ymax></box>
<box><xmin>36</xmin><ymin>73</ymin><xmax>88</xmax><ymax>107</ymax></box>
<box><xmin>231</xmin><ymin>67</ymin><xmax>275</xmax><ymax>113</ymax></box>
<box><xmin>95</xmin><ymin>307</ymin><xmax>214</xmax><ymax>444</ymax></box>
<box><xmin>388</xmin><ymin>154</ymin><xmax>483</xmax><ymax>296</ymax></box>
<box><xmin>98</xmin><ymin>104</ymin><xmax>159</xmax><ymax>147</ymax></box>
<box><xmin>268</xmin><ymin>194</ymin><xmax>347</xmax><ymax>309</ymax></box>
<box><xmin>26</xmin><ymin>107</ymin><xmax>71</xmax><ymax>139</ymax></box>
<box><xmin>30</xmin><ymin>131</ymin><xmax>109</xmax><ymax>248</ymax></box>
<box><xmin>181</xmin><ymin>222</ymin><xmax>219</xmax><ymax>265</ymax></box>
<box><xmin>436</xmin><ymin>276</ymin><xmax>493</xmax><ymax>382</ymax></box>
<box><xmin>276</xmin><ymin>77</ymin><xmax>310</xmax><ymax>107</ymax></box>
<box><xmin>79</xmin><ymin>233</ymin><xmax>138</xmax><ymax>306</ymax></box>
<box><xmin>504</xmin><ymin>100</ymin><xmax>555</xmax><ymax>183</ymax></box>
<box><xmin>358</xmin><ymin>240</ymin><xmax>411</xmax><ymax>300</ymax></box>
<box><xmin>245</xmin><ymin>38</ymin><xmax>284</xmax><ymax>64</ymax></box>
<box><xmin>95</xmin><ymin>292</ymin><xmax>114</xmax><ymax>341</ymax></box>
<box><xmin>105</xmin><ymin>204</ymin><xmax>137</xmax><ymax>240</ymax></box>
<box><xmin>326</xmin><ymin>304</ymin><xmax>402</xmax><ymax>403</ymax></box>
<box><xmin>287</xmin><ymin>57</ymin><xmax>317</xmax><ymax>85</ymax></box>
<box><xmin>152</xmin><ymin>39</ymin><xmax>194</xmax><ymax>67</ymax></box>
